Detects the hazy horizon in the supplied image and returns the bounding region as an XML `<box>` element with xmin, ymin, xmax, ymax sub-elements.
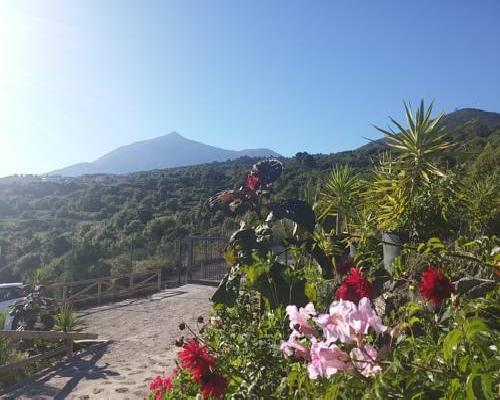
<box><xmin>1</xmin><ymin>0</ymin><xmax>500</xmax><ymax>177</ymax></box>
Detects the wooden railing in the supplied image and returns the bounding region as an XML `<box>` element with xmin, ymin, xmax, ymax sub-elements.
<box><xmin>45</xmin><ymin>269</ymin><xmax>162</xmax><ymax>305</ymax></box>
<box><xmin>0</xmin><ymin>330</ymin><xmax>98</xmax><ymax>374</ymax></box>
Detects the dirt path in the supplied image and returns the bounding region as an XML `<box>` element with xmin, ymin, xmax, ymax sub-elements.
<box><xmin>3</xmin><ymin>284</ymin><xmax>215</xmax><ymax>400</ymax></box>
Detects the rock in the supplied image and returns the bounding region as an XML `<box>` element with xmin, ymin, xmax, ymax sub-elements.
<box><xmin>454</xmin><ymin>277</ymin><xmax>496</xmax><ymax>299</ymax></box>
<box><xmin>374</xmin><ymin>279</ymin><xmax>411</xmax><ymax>317</ymax></box>
<box><xmin>373</xmin><ymin>296</ymin><xmax>386</xmax><ymax>316</ymax></box>
<box><xmin>115</xmin><ymin>387</ymin><xmax>129</xmax><ymax>393</ymax></box>
<box><xmin>372</xmin><ymin>268</ymin><xmax>392</xmax><ymax>296</ymax></box>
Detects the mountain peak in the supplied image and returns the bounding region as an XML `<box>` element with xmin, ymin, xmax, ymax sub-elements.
<box><xmin>164</xmin><ymin>131</ymin><xmax>184</xmax><ymax>139</ymax></box>
<box><xmin>49</xmin><ymin>133</ymin><xmax>281</xmax><ymax>176</ymax></box>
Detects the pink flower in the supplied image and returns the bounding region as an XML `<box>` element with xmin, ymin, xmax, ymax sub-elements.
<box><xmin>350</xmin><ymin>297</ymin><xmax>386</xmax><ymax>335</ymax></box>
<box><xmin>285</xmin><ymin>303</ymin><xmax>316</xmax><ymax>337</ymax></box>
<box><xmin>350</xmin><ymin>344</ymin><xmax>382</xmax><ymax>377</ymax></box>
<box><xmin>307</xmin><ymin>338</ymin><xmax>352</xmax><ymax>379</ymax></box>
<box><xmin>280</xmin><ymin>330</ymin><xmax>310</xmax><ymax>361</ymax></box>
<box><xmin>314</xmin><ymin>299</ymin><xmax>355</xmax><ymax>344</ymax></box>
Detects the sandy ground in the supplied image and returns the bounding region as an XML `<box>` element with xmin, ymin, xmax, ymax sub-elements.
<box><xmin>3</xmin><ymin>284</ymin><xmax>215</xmax><ymax>400</ymax></box>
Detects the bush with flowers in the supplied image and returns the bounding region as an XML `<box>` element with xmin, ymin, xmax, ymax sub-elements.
<box><xmin>149</xmin><ymin>102</ymin><xmax>499</xmax><ymax>399</ymax></box>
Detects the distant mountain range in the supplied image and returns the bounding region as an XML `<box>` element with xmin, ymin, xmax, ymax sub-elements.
<box><xmin>49</xmin><ymin>132</ymin><xmax>281</xmax><ymax>176</ymax></box>
<box><xmin>347</xmin><ymin>107</ymin><xmax>500</xmax><ymax>154</ymax></box>
<box><xmin>48</xmin><ymin>108</ymin><xmax>500</xmax><ymax>177</ymax></box>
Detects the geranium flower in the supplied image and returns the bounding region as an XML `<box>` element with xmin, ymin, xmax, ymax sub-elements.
<box><xmin>350</xmin><ymin>297</ymin><xmax>386</xmax><ymax>335</ymax></box>
<box><xmin>307</xmin><ymin>338</ymin><xmax>352</xmax><ymax>379</ymax></box>
<box><xmin>285</xmin><ymin>303</ymin><xmax>316</xmax><ymax>337</ymax></box>
<box><xmin>280</xmin><ymin>329</ymin><xmax>311</xmax><ymax>360</ymax></box>
<box><xmin>178</xmin><ymin>339</ymin><xmax>215</xmax><ymax>379</ymax></box>
<box><xmin>149</xmin><ymin>369</ymin><xmax>176</xmax><ymax>400</ymax></box>
<box><xmin>198</xmin><ymin>372</ymin><xmax>227</xmax><ymax>399</ymax></box>
<box><xmin>336</xmin><ymin>268</ymin><xmax>373</xmax><ymax>304</ymax></box>
<box><xmin>245</xmin><ymin>171</ymin><xmax>261</xmax><ymax>191</ymax></box>
<box><xmin>350</xmin><ymin>344</ymin><xmax>382</xmax><ymax>377</ymax></box>
<box><xmin>419</xmin><ymin>267</ymin><xmax>453</xmax><ymax>306</ymax></box>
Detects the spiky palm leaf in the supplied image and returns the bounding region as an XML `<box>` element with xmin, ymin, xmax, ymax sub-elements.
<box><xmin>320</xmin><ymin>164</ymin><xmax>361</xmax><ymax>233</ymax></box>
<box><xmin>374</xmin><ymin>100</ymin><xmax>451</xmax><ymax>189</ymax></box>
<box><xmin>369</xmin><ymin>101</ymin><xmax>453</xmax><ymax>231</ymax></box>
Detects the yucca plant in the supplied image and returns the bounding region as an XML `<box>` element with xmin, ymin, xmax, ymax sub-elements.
<box><xmin>0</xmin><ymin>311</ymin><xmax>5</xmax><ymax>330</ymax></box>
<box><xmin>463</xmin><ymin>174</ymin><xmax>499</xmax><ymax>234</ymax></box>
<box><xmin>369</xmin><ymin>100</ymin><xmax>452</xmax><ymax>233</ymax></box>
<box><xmin>320</xmin><ymin>164</ymin><xmax>362</xmax><ymax>233</ymax></box>
<box><xmin>301</xmin><ymin>180</ymin><xmax>322</xmax><ymax>212</ymax></box>
<box><xmin>374</xmin><ymin>100</ymin><xmax>451</xmax><ymax>198</ymax></box>
<box><xmin>364</xmin><ymin>152</ymin><xmax>409</xmax><ymax>231</ymax></box>
<box><xmin>54</xmin><ymin>303</ymin><xmax>81</xmax><ymax>332</ymax></box>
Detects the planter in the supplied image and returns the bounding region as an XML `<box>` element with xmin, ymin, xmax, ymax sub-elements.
<box><xmin>349</xmin><ymin>244</ymin><xmax>356</xmax><ymax>258</ymax></box>
<box><xmin>382</xmin><ymin>231</ymin><xmax>409</xmax><ymax>273</ymax></box>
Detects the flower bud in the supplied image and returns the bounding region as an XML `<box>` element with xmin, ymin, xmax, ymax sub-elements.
<box><xmin>210</xmin><ymin>316</ymin><xmax>222</xmax><ymax>327</ymax></box>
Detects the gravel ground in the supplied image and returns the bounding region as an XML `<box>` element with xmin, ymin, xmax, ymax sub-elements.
<box><xmin>3</xmin><ymin>284</ymin><xmax>215</xmax><ymax>400</ymax></box>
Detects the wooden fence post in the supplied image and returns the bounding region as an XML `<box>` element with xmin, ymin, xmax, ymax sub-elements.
<box><xmin>62</xmin><ymin>285</ymin><xmax>67</xmax><ymax>301</ymax></box>
<box><xmin>157</xmin><ymin>270</ymin><xmax>162</xmax><ymax>290</ymax></box>
<box><xmin>65</xmin><ymin>337</ymin><xmax>74</xmax><ymax>358</ymax></box>
<box><xmin>129</xmin><ymin>274</ymin><xmax>134</xmax><ymax>290</ymax></box>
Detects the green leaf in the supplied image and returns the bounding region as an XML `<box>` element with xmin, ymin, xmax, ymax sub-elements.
<box><xmin>464</xmin><ymin>318</ymin><xmax>488</xmax><ymax>341</ymax></box>
<box><xmin>443</xmin><ymin>329</ymin><xmax>462</xmax><ymax>362</ymax></box>
<box><xmin>304</xmin><ymin>282</ymin><xmax>317</xmax><ymax>303</ymax></box>
<box><xmin>466</xmin><ymin>373</ymin><xmax>494</xmax><ymax>400</ymax></box>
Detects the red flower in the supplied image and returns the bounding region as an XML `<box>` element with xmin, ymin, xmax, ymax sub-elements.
<box><xmin>419</xmin><ymin>267</ymin><xmax>453</xmax><ymax>306</ymax></box>
<box><xmin>245</xmin><ymin>171</ymin><xmax>262</xmax><ymax>191</ymax></box>
<box><xmin>336</xmin><ymin>268</ymin><xmax>373</xmax><ymax>304</ymax></box>
<box><xmin>178</xmin><ymin>339</ymin><xmax>215</xmax><ymax>379</ymax></box>
<box><xmin>149</xmin><ymin>370</ymin><xmax>175</xmax><ymax>400</ymax></box>
<box><xmin>199</xmin><ymin>372</ymin><xmax>227</xmax><ymax>399</ymax></box>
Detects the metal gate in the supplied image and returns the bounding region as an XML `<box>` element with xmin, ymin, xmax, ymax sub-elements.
<box><xmin>185</xmin><ymin>235</ymin><xmax>228</xmax><ymax>283</ymax></box>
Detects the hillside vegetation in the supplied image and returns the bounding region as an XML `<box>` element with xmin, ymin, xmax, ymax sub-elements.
<box><xmin>0</xmin><ymin>108</ymin><xmax>498</xmax><ymax>284</ymax></box>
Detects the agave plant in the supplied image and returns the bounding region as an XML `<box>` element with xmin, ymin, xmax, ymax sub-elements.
<box><xmin>54</xmin><ymin>303</ymin><xmax>82</xmax><ymax>332</ymax></box>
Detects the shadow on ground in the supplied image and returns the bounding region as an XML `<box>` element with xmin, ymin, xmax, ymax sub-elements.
<box><xmin>2</xmin><ymin>342</ymin><xmax>115</xmax><ymax>400</ymax></box>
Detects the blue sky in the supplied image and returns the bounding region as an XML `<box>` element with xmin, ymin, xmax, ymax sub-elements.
<box><xmin>1</xmin><ymin>0</ymin><xmax>499</xmax><ymax>176</ymax></box>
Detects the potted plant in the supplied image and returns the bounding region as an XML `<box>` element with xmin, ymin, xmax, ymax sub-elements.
<box><xmin>370</xmin><ymin>100</ymin><xmax>451</xmax><ymax>273</ymax></box>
